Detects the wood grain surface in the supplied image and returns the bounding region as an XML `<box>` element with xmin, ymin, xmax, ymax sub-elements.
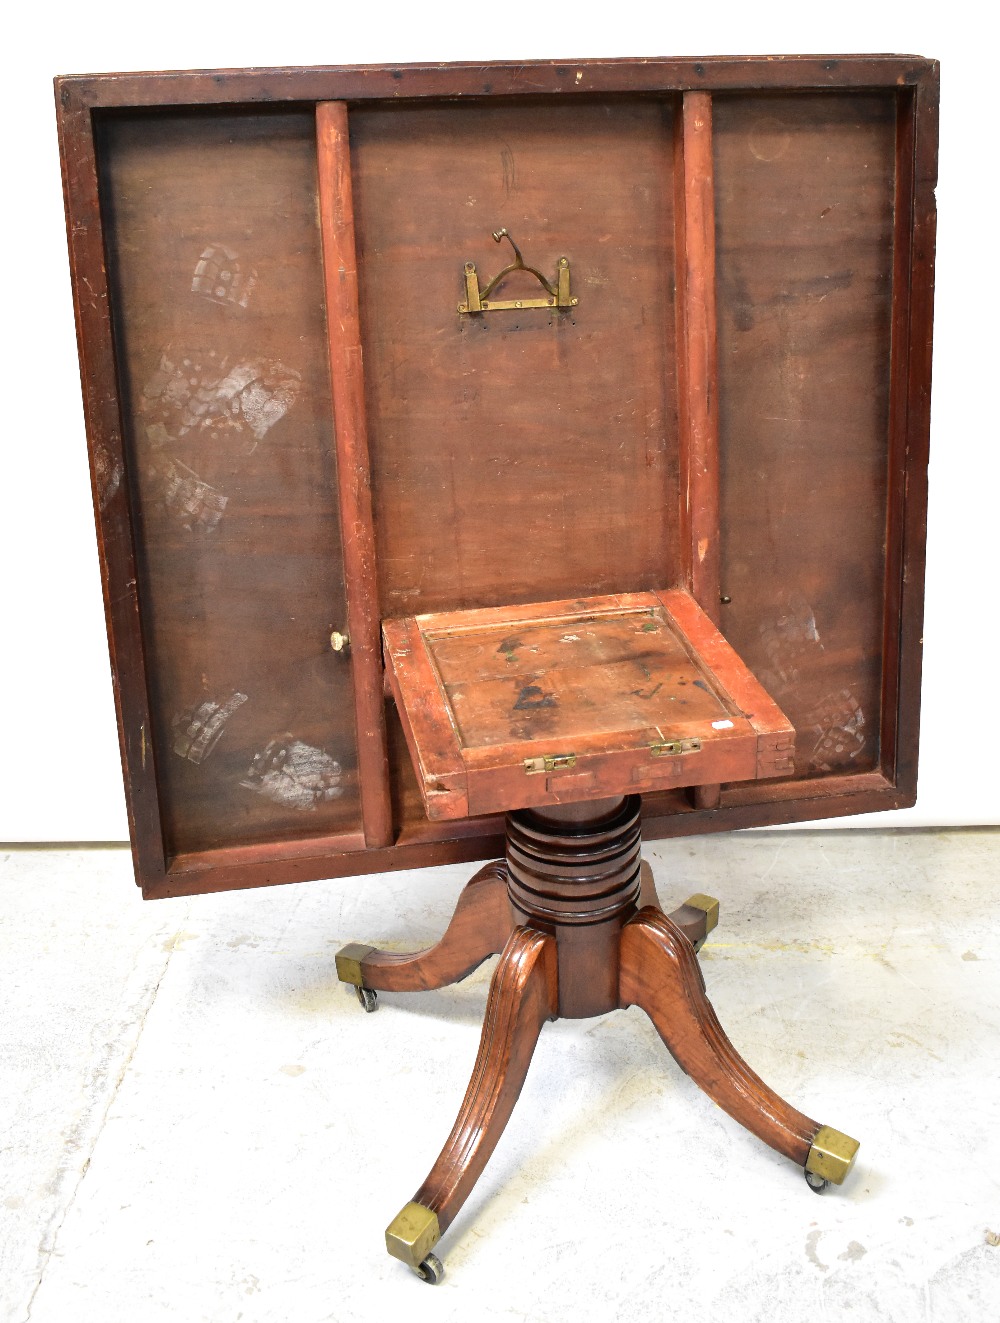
<box><xmin>317</xmin><ymin>102</ymin><xmax>393</xmax><ymax>848</ymax></box>
<box><xmin>54</xmin><ymin>57</ymin><xmax>938</xmax><ymax>897</ymax></box>
<box><xmin>351</xmin><ymin>860</ymin><xmax>513</xmax><ymax>992</ymax></box>
<box><xmin>620</xmin><ymin>906</ymin><xmax>818</xmax><ymax>1165</ymax></box>
<box><xmin>713</xmin><ymin>92</ymin><xmax>896</xmax><ymax>785</ymax></box>
<box><xmin>412</xmin><ymin>925</ymin><xmax>558</xmax><ymax>1236</ymax></box>
<box><xmin>349</xmin><ymin>99</ymin><xmax>679</xmax><ymax>616</ymax></box>
<box><xmin>383</xmin><ymin>590</ymin><xmax>793</xmax><ymax>819</ymax></box>
<box><xmin>96</xmin><ymin>110</ymin><xmax>362</xmax><ymax>858</ymax></box>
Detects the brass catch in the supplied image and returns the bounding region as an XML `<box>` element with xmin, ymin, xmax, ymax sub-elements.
<box><xmin>459</xmin><ymin>230</ymin><xmax>578</xmax><ymax>314</ymax></box>
<box><xmin>524</xmin><ymin>753</ymin><xmax>577</xmax><ymax>774</ymax></box>
<box><xmin>650</xmin><ymin>738</ymin><xmax>702</xmax><ymax>758</ymax></box>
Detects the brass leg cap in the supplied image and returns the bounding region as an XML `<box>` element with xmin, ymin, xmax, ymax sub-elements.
<box><xmin>683</xmin><ymin>893</ymin><xmax>720</xmax><ymax>936</ymax></box>
<box><xmin>806</xmin><ymin>1125</ymin><xmax>860</xmax><ymax>1185</ymax></box>
<box><xmin>386</xmin><ymin>1202</ymin><xmax>441</xmax><ymax>1269</ymax></box>
<box><xmin>335</xmin><ymin>942</ymin><xmax>375</xmax><ymax>988</ymax></box>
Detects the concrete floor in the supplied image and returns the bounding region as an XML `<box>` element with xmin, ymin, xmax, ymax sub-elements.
<box><xmin>2</xmin><ymin>830</ymin><xmax>998</xmax><ymax>1322</ymax></box>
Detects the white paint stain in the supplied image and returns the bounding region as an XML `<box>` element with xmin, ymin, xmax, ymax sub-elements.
<box><xmin>93</xmin><ymin>442</ymin><xmax>123</xmax><ymax>511</ymax></box>
<box><xmin>805</xmin><ymin>1229</ymin><xmax>828</xmax><ymax>1272</ymax></box>
<box><xmin>191</xmin><ymin>243</ymin><xmax>257</xmax><ymax>308</ymax></box>
<box><xmin>141</xmin><ymin>349</ymin><xmax>301</xmax><ymax>453</ymax></box>
<box><xmin>241</xmin><ymin>738</ymin><xmax>344</xmax><ymax>811</ymax></box>
<box><xmin>805</xmin><ymin>689</ymin><xmax>866</xmax><ymax>771</ymax></box>
<box><xmin>758</xmin><ymin>597</ymin><xmax>867</xmax><ymax>770</ymax></box>
<box><xmin>837</xmin><ymin>1241</ymin><xmax>868</xmax><ymax>1262</ymax></box>
<box><xmin>173</xmin><ymin>691</ymin><xmax>248</xmax><ymax>763</ymax></box>
<box><xmin>157</xmin><ymin>456</ymin><xmax>228</xmax><ymax>533</ymax></box>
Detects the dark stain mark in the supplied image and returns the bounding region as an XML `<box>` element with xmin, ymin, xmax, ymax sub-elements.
<box><xmin>497</xmin><ymin>636</ymin><xmax>522</xmax><ymax>663</ymax></box>
<box><xmin>392</xmin><ymin>69</ymin><xmax>404</xmax><ymax>80</ymax></box>
<box><xmin>641</xmin><ymin>621</ymin><xmax>659</xmax><ymax>632</ymax></box>
<box><xmin>501</xmin><ymin>143</ymin><xmax>516</xmax><ymax>199</ymax></box>
<box><xmin>730</xmin><ymin>271</ymin><xmax>856</xmax><ymax>333</ymax></box>
<box><xmin>514</xmin><ymin>685</ymin><xmax>556</xmax><ymax>711</ymax></box>
<box><xmin>630</xmin><ymin>682</ymin><xmax>663</xmax><ymax>701</ymax></box>
<box><xmin>693</xmin><ymin>679</ymin><xmax>712</xmax><ymax>694</ymax></box>
<box><xmin>694</xmin><ymin>63</ymin><xmax>705</xmax><ymax>77</ymax></box>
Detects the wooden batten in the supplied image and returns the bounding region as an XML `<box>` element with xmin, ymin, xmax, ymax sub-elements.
<box><xmin>880</xmin><ymin>90</ymin><xmax>917</xmax><ymax>788</ymax></box>
<box><xmin>674</xmin><ymin>91</ymin><xmax>721</xmax><ymax>621</ymax></box>
<box><xmin>884</xmin><ymin>67</ymin><xmax>938</xmax><ymax>800</ymax></box>
<box><xmin>316</xmin><ymin>101</ymin><xmax>393</xmax><ymax>849</ymax></box>
<box><xmin>674</xmin><ymin>93</ymin><xmax>722</xmax><ymax>811</ymax></box>
<box><xmin>55</xmin><ymin>95</ymin><xmax>168</xmax><ymax>888</ymax></box>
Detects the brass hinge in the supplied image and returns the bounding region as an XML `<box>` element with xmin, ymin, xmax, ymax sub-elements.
<box><xmin>524</xmin><ymin>753</ymin><xmax>577</xmax><ymax>774</ymax></box>
<box><xmin>650</xmin><ymin>738</ymin><xmax>702</xmax><ymax>758</ymax></box>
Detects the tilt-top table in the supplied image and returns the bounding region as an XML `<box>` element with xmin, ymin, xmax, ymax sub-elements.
<box><xmin>56</xmin><ymin>53</ymin><xmax>937</xmax><ymax>1284</ymax></box>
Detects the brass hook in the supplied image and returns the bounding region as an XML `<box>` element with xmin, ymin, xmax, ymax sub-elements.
<box><xmin>492</xmin><ymin>228</ymin><xmax>524</xmax><ymax>265</ymax></box>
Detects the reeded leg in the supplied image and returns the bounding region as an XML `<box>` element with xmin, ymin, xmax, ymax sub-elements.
<box><xmin>385</xmin><ymin>925</ymin><xmax>558</xmax><ymax>1279</ymax></box>
<box><xmin>638</xmin><ymin>861</ymin><xmax>720</xmax><ymax>953</ymax></box>
<box><xmin>336</xmin><ymin>860</ymin><xmax>514</xmax><ymax>994</ymax></box>
<box><xmin>619</xmin><ymin>906</ymin><xmax>858</xmax><ymax>1185</ymax></box>
<box><xmin>637</xmin><ymin>860</ymin><xmax>662</xmax><ymax>911</ymax></box>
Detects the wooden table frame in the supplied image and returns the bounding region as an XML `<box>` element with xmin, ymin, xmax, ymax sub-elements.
<box><xmin>55</xmin><ymin>55</ymin><xmax>938</xmax><ymax>900</ymax></box>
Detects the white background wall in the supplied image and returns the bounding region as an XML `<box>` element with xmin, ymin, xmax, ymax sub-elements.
<box><xmin>2</xmin><ymin>1</ymin><xmax>995</xmax><ymax>841</ymax></box>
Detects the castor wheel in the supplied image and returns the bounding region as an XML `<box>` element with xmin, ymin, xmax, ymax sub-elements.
<box><xmin>386</xmin><ymin>1201</ymin><xmax>442</xmax><ymax>1280</ymax></box>
<box><xmin>414</xmin><ymin>1253</ymin><xmax>444</xmax><ymax>1284</ymax></box>
<box><xmin>804</xmin><ymin>1125</ymin><xmax>860</xmax><ymax>1193</ymax></box>
<box><xmin>356</xmin><ymin>985</ymin><xmax>378</xmax><ymax>1013</ymax></box>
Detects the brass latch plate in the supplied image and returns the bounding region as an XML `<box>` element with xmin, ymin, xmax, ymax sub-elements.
<box><xmin>650</xmin><ymin>738</ymin><xmax>702</xmax><ymax>758</ymax></box>
<box><xmin>459</xmin><ymin>230</ymin><xmax>577</xmax><ymax>314</ymax></box>
<box><xmin>524</xmin><ymin>753</ymin><xmax>577</xmax><ymax>774</ymax></box>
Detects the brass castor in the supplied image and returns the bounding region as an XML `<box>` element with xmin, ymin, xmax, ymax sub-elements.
<box><xmin>386</xmin><ymin>1202</ymin><xmax>442</xmax><ymax>1283</ymax></box>
<box><xmin>334</xmin><ymin>943</ymin><xmax>379</xmax><ymax>1011</ymax></box>
<box><xmin>414</xmin><ymin>1253</ymin><xmax>444</xmax><ymax>1285</ymax></box>
<box><xmin>804</xmin><ymin>1125</ymin><xmax>860</xmax><ymax>1194</ymax></box>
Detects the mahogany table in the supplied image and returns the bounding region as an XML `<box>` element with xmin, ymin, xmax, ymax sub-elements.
<box><xmin>55</xmin><ymin>53</ymin><xmax>937</xmax><ymax>1286</ymax></box>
